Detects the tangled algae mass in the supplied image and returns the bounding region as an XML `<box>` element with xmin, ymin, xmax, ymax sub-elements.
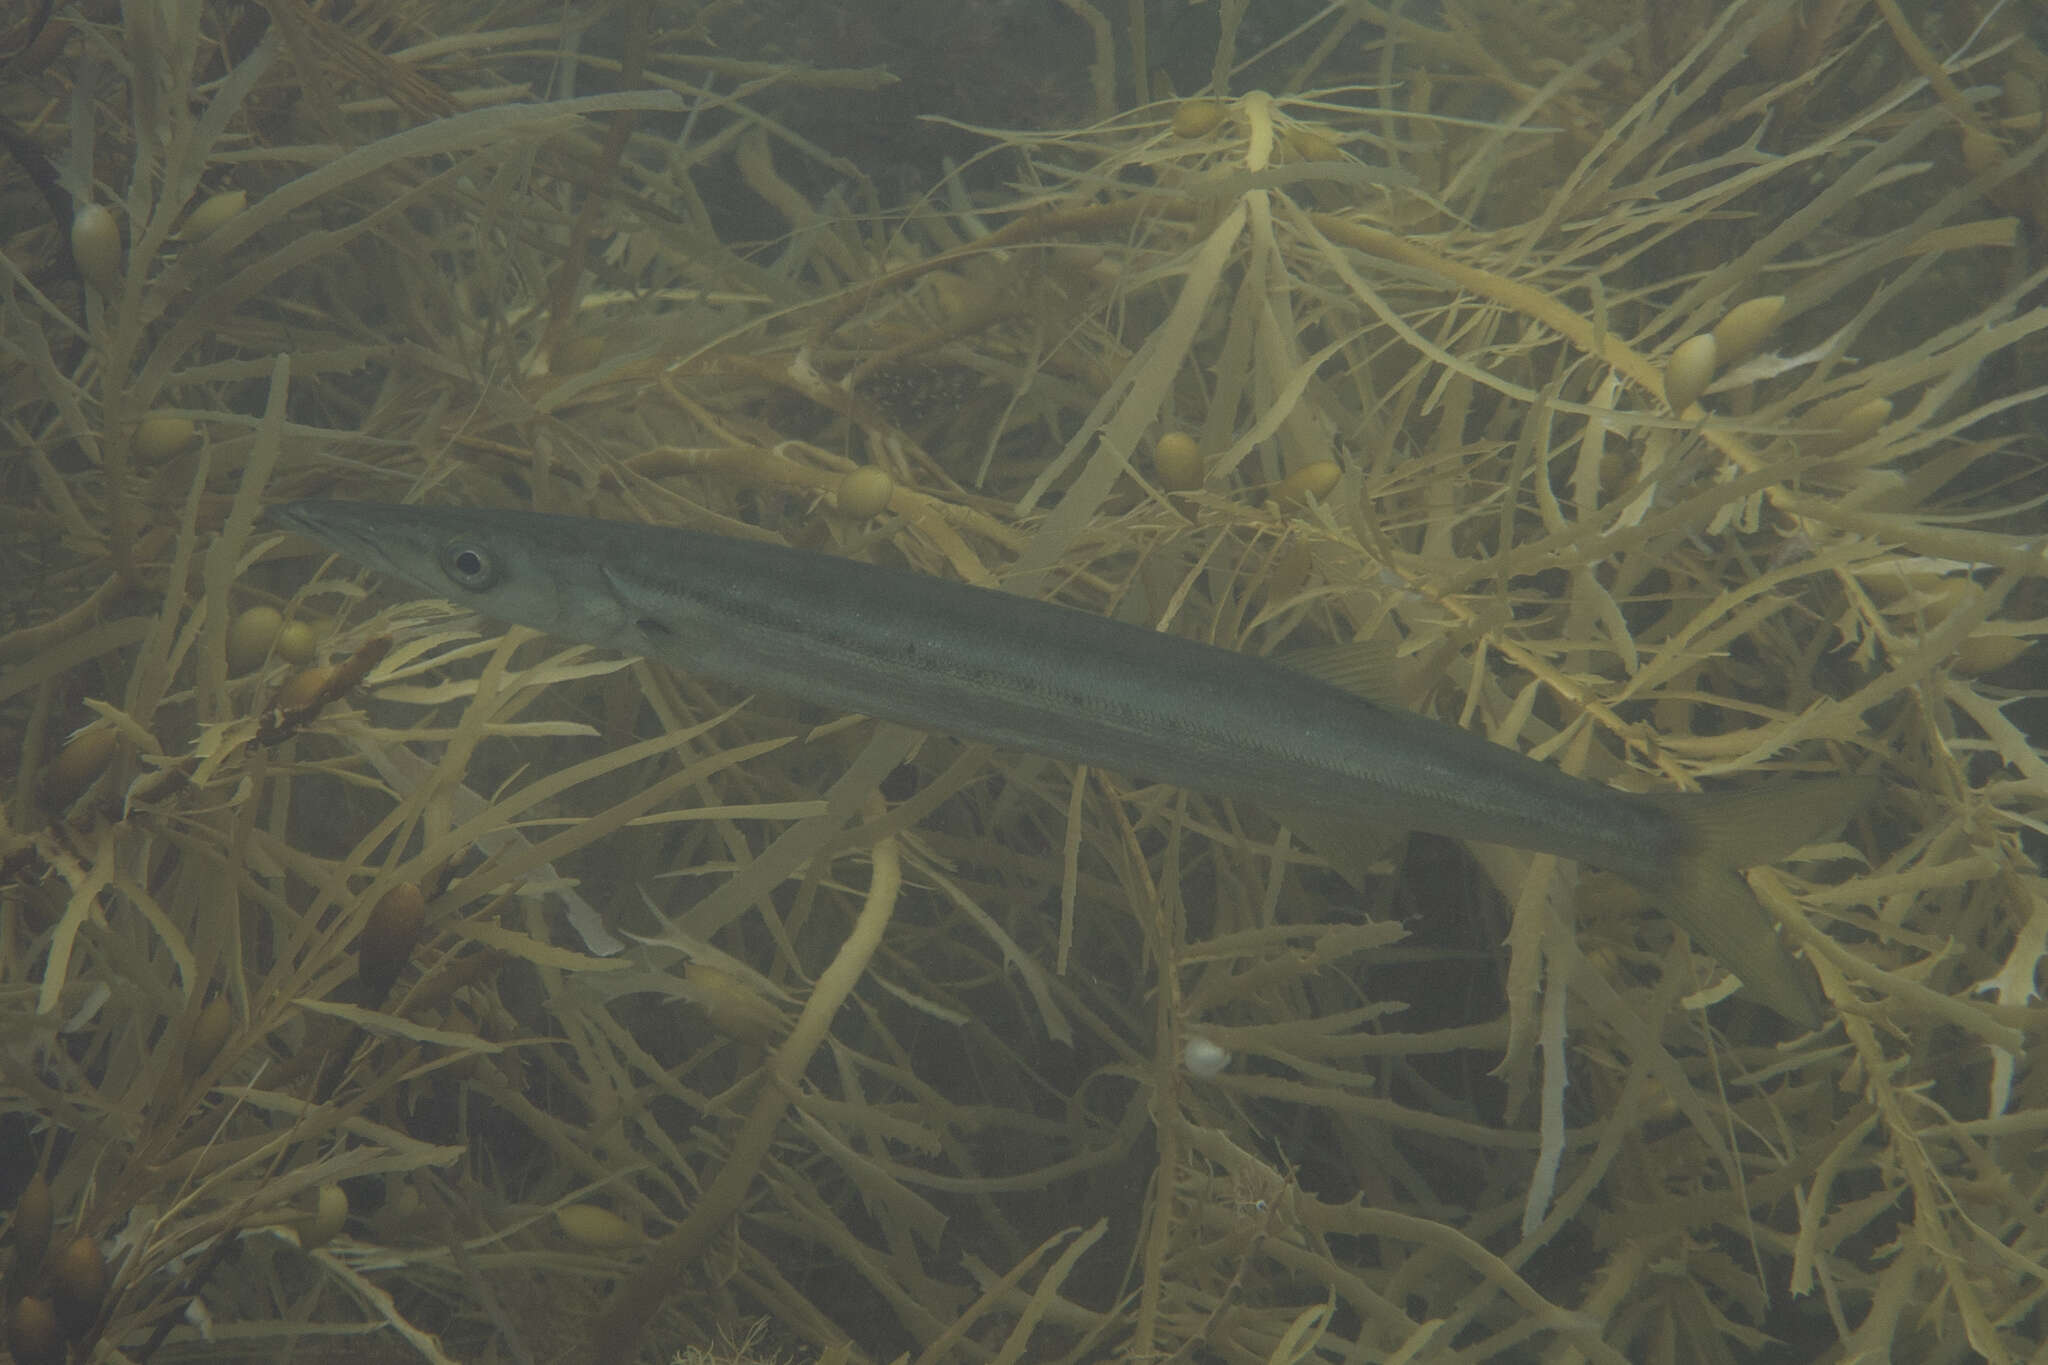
<box><xmin>6</xmin><ymin>1</ymin><xmax>2048</xmax><ymax>1361</ymax></box>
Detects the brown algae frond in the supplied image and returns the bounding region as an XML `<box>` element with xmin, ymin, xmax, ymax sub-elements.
<box><xmin>4</xmin><ymin>2</ymin><xmax>2048</xmax><ymax>1363</ymax></box>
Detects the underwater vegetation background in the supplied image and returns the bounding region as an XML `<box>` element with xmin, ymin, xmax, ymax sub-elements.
<box><xmin>5</xmin><ymin>0</ymin><xmax>2048</xmax><ymax>1361</ymax></box>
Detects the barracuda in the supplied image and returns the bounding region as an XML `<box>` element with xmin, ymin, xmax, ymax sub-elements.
<box><xmin>266</xmin><ymin>499</ymin><xmax>1872</xmax><ymax>1024</ymax></box>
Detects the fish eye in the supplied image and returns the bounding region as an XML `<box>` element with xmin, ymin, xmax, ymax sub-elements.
<box><xmin>441</xmin><ymin>540</ymin><xmax>499</xmax><ymax>590</ymax></box>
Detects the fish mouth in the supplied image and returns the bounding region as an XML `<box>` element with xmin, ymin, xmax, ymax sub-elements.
<box><xmin>263</xmin><ymin>498</ymin><xmax>339</xmax><ymax>538</ymax></box>
<box><xmin>264</xmin><ymin>499</ymin><xmax>407</xmax><ymax>580</ymax></box>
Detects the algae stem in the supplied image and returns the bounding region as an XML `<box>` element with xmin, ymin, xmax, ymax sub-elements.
<box><xmin>592</xmin><ymin>801</ymin><xmax>902</xmax><ymax>1364</ymax></box>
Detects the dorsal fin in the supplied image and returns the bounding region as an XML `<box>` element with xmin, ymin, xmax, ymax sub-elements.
<box><xmin>1275</xmin><ymin>639</ymin><xmax>1401</xmax><ymax>705</ymax></box>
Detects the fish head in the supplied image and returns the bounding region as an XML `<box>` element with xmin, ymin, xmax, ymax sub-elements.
<box><xmin>265</xmin><ymin>500</ymin><xmax>641</xmax><ymax>650</ymax></box>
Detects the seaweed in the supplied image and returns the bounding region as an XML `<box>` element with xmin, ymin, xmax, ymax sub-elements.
<box><xmin>4</xmin><ymin>1</ymin><xmax>2048</xmax><ymax>1362</ymax></box>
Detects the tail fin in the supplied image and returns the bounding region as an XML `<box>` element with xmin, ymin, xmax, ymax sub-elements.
<box><xmin>1633</xmin><ymin>777</ymin><xmax>1878</xmax><ymax>1026</ymax></box>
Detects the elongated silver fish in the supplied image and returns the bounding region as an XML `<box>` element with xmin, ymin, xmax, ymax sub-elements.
<box><xmin>267</xmin><ymin>499</ymin><xmax>1871</xmax><ymax>1023</ymax></box>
